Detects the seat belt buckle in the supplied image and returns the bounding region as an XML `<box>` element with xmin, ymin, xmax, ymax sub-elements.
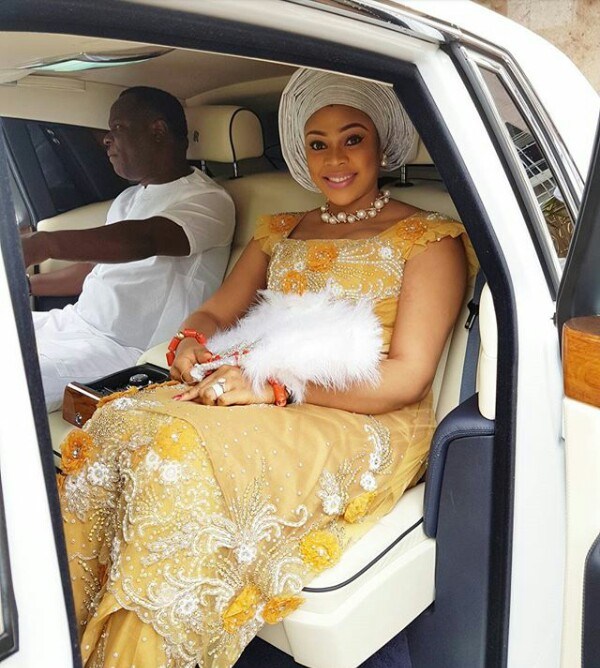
<box><xmin>464</xmin><ymin>300</ymin><xmax>479</xmax><ymax>330</ymax></box>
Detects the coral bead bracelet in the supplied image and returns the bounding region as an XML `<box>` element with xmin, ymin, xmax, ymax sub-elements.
<box><xmin>268</xmin><ymin>379</ymin><xmax>289</xmax><ymax>407</ymax></box>
<box><xmin>166</xmin><ymin>329</ymin><xmax>207</xmax><ymax>366</ymax></box>
<box><xmin>166</xmin><ymin>331</ymin><xmax>289</xmax><ymax>406</ymax></box>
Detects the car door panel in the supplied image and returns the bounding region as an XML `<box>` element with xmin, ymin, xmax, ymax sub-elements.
<box><xmin>0</xmin><ymin>120</ymin><xmax>80</xmax><ymax>666</ymax></box>
<box><xmin>558</xmin><ymin>117</ymin><xmax>600</xmax><ymax>667</ymax></box>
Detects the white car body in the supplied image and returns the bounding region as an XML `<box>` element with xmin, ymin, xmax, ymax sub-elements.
<box><xmin>0</xmin><ymin>1</ymin><xmax>598</xmax><ymax>667</ymax></box>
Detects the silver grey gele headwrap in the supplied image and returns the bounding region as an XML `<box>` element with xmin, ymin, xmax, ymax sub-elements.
<box><xmin>279</xmin><ymin>68</ymin><xmax>417</xmax><ymax>191</ymax></box>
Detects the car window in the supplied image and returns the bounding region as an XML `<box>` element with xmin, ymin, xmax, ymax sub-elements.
<box><xmin>2</xmin><ymin>118</ymin><xmax>128</xmax><ymax>226</ymax></box>
<box><xmin>478</xmin><ymin>67</ymin><xmax>575</xmax><ymax>259</ymax></box>
<box><xmin>8</xmin><ymin>171</ymin><xmax>31</xmax><ymax>232</ymax></box>
<box><xmin>28</xmin><ymin>124</ymin><xmax>88</xmax><ymax>214</ymax></box>
<box><xmin>476</xmin><ymin>65</ymin><xmax>575</xmax><ymax>261</ymax></box>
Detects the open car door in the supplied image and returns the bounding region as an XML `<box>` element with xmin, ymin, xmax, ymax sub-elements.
<box><xmin>0</xmin><ymin>121</ymin><xmax>79</xmax><ymax>665</ymax></box>
<box><xmin>557</xmin><ymin>115</ymin><xmax>600</xmax><ymax>668</ymax></box>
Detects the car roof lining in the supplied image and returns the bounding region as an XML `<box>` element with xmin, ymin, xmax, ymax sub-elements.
<box><xmin>0</xmin><ymin>31</ymin><xmax>295</xmax><ymax>98</ymax></box>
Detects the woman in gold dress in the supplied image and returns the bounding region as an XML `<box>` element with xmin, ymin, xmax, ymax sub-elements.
<box><xmin>59</xmin><ymin>69</ymin><xmax>476</xmax><ymax>667</ymax></box>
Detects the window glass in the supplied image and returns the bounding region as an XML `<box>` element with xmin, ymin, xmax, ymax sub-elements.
<box><xmin>8</xmin><ymin>171</ymin><xmax>31</xmax><ymax>232</ymax></box>
<box><xmin>27</xmin><ymin>123</ymin><xmax>86</xmax><ymax>214</ymax></box>
<box><xmin>478</xmin><ymin>67</ymin><xmax>574</xmax><ymax>259</ymax></box>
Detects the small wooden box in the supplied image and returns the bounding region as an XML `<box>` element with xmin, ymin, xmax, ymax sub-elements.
<box><xmin>62</xmin><ymin>382</ymin><xmax>103</xmax><ymax>428</ymax></box>
<box><xmin>60</xmin><ymin>363</ymin><xmax>170</xmax><ymax>428</ymax></box>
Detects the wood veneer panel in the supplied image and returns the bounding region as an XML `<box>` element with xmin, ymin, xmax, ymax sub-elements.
<box><xmin>563</xmin><ymin>316</ymin><xmax>600</xmax><ymax>409</ymax></box>
<box><xmin>62</xmin><ymin>382</ymin><xmax>101</xmax><ymax>428</ymax></box>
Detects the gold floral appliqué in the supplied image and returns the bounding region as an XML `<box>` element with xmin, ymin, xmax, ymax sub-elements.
<box><xmin>61</xmin><ymin>429</ymin><xmax>93</xmax><ymax>474</ymax></box>
<box><xmin>307</xmin><ymin>242</ymin><xmax>339</xmax><ymax>272</ymax></box>
<box><xmin>299</xmin><ymin>530</ymin><xmax>342</xmax><ymax>573</ymax></box>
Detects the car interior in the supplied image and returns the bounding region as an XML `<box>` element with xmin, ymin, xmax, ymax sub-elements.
<box><xmin>1</xmin><ymin>27</ymin><xmax>504</xmax><ymax>668</ymax></box>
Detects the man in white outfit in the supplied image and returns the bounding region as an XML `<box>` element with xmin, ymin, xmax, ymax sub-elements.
<box><xmin>22</xmin><ymin>86</ymin><xmax>235</xmax><ymax>410</ymax></box>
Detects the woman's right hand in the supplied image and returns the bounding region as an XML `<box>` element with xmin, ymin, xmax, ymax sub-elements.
<box><xmin>167</xmin><ymin>239</ymin><xmax>271</xmax><ymax>384</ymax></box>
<box><xmin>170</xmin><ymin>338</ymin><xmax>213</xmax><ymax>384</ymax></box>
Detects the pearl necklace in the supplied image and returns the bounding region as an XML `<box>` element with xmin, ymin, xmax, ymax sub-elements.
<box><xmin>320</xmin><ymin>190</ymin><xmax>390</xmax><ymax>225</ymax></box>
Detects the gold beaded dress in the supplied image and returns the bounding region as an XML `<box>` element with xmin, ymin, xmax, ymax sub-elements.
<box><xmin>59</xmin><ymin>211</ymin><xmax>476</xmax><ymax>668</ymax></box>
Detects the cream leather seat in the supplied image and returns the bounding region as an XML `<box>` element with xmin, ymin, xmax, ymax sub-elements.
<box><xmin>36</xmin><ymin>200</ymin><xmax>114</xmax><ymax>274</ymax></box>
<box><xmin>38</xmin><ymin>201</ymin><xmax>116</xmax><ymax>462</ymax></box>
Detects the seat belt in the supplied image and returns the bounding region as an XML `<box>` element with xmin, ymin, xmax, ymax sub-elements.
<box><xmin>459</xmin><ymin>271</ymin><xmax>486</xmax><ymax>403</ymax></box>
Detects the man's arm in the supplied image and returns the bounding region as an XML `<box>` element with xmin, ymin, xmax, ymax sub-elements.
<box><xmin>29</xmin><ymin>262</ymin><xmax>96</xmax><ymax>297</ymax></box>
<box><xmin>22</xmin><ymin>216</ymin><xmax>190</xmax><ymax>268</ymax></box>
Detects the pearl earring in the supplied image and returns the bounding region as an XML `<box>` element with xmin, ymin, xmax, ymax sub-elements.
<box><xmin>380</xmin><ymin>154</ymin><xmax>388</xmax><ymax>168</ymax></box>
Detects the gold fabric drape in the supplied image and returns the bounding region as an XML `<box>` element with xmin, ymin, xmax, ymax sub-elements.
<box><xmin>59</xmin><ymin>211</ymin><xmax>476</xmax><ymax>667</ymax></box>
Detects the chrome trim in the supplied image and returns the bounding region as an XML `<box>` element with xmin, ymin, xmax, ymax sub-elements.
<box><xmin>284</xmin><ymin>0</ymin><xmax>584</xmax><ymax>204</ymax></box>
<box><xmin>324</xmin><ymin>0</ymin><xmax>465</xmax><ymax>39</ymax></box>
<box><xmin>465</xmin><ymin>51</ymin><xmax>563</xmax><ymax>285</ymax></box>
<box><xmin>281</xmin><ymin>0</ymin><xmax>443</xmax><ymax>44</ymax></box>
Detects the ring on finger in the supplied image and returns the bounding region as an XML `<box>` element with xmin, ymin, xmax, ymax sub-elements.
<box><xmin>217</xmin><ymin>377</ymin><xmax>227</xmax><ymax>392</ymax></box>
<box><xmin>211</xmin><ymin>383</ymin><xmax>225</xmax><ymax>399</ymax></box>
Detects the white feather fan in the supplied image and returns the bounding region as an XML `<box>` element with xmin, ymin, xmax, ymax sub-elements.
<box><xmin>190</xmin><ymin>288</ymin><xmax>382</xmax><ymax>402</ymax></box>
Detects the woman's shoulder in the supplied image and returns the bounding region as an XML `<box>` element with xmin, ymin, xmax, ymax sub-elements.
<box><xmin>379</xmin><ymin>209</ymin><xmax>461</xmax><ymax>239</ymax></box>
<box><xmin>380</xmin><ymin>209</ymin><xmax>478</xmax><ymax>277</ymax></box>
<box><xmin>255</xmin><ymin>212</ymin><xmax>304</xmax><ymax>236</ymax></box>
<box><xmin>253</xmin><ymin>212</ymin><xmax>305</xmax><ymax>254</ymax></box>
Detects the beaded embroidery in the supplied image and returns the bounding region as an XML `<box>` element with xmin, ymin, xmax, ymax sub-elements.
<box><xmin>316</xmin><ymin>416</ymin><xmax>394</xmax><ymax>520</ymax></box>
<box><xmin>268</xmin><ymin>238</ymin><xmax>404</xmax><ymax>300</ymax></box>
<box><xmin>59</xmin><ymin>210</ymin><xmax>469</xmax><ymax>667</ymax></box>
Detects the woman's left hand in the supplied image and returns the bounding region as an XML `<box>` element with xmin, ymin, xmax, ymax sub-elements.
<box><xmin>173</xmin><ymin>365</ymin><xmax>275</xmax><ymax>406</ymax></box>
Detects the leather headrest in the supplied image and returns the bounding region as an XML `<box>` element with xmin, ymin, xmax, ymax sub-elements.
<box><xmin>403</xmin><ymin>136</ymin><xmax>432</xmax><ymax>165</ymax></box>
<box><xmin>186</xmin><ymin>105</ymin><xmax>264</xmax><ymax>163</ymax></box>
